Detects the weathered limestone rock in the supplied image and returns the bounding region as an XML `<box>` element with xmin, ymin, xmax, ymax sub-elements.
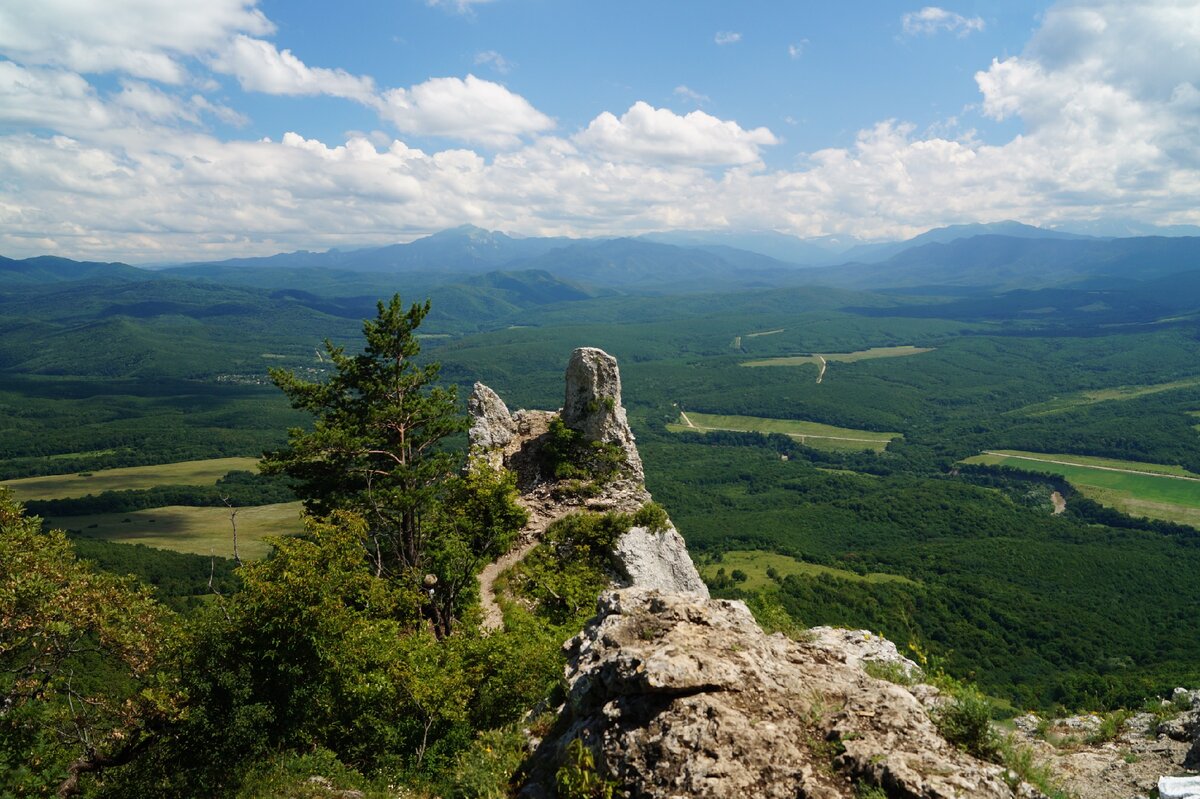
<box><xmin>807</xmin><ymin>625</ymin><xmax>923</xmax><ymax>682</ymax></box>
<box><xmin>468</xmin><ymin>382</ymin><xmax>516</xmax><ymax>452</ymax></box>
<box><xmin>562</xmin><ymin>347</ymin><xmax>643</xmax><ymax>480</ymax></box>
<box><xmin>520</xmin><ymin>589</ymin><xmax>1039</xmax><ymax>799</ymax></box>
<box><xmin>613</xmin><ymin>522</ymin><xmax>708</xmax><ymax>598</ymax></box>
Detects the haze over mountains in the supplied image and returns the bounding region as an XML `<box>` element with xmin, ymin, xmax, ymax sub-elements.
<box><xmin>8</xmin><ymin>221</ymin><xmax>1200</xmax><ymax>297</ymax></box>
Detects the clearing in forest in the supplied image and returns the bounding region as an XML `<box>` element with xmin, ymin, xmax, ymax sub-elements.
<box><xmin>667</xmin><ymin>411</ymin><xmax>899</xmax><ymax>452</ymax></box>
<box><xmin>963</xmin><ymin>449</ymin><xmax>1200</xmax><ymax>528</ymax></box>
<box><xmin>701</xmin><ymin>550</ymin><xmax>916</xmax><ymax>592</ymax></box>
<box><xmin>1</xmin><ymin>456</ymin><xmax>262</xmax><ymax>500</ymax></box>
<box><xmin>47</xmin><ymin>501</ymin><xmax>305</xmax><ymax>560</ymax></box>
<box><xmin>1012</xmin><ymin>377</ymin><xmax>1200</xmax><ymax>416</ymax></box>
<box><xmin>740</xmin><ymin>345</ymin><xmax>934</xmax><ymax>370</ymax></box>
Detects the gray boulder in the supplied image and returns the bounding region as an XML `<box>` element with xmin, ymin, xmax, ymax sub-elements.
<box><xmin>468</xmin><ymin>382</ymin><xmax>517</xmax><ymax>466</ymax></box>
<box><xmin>613</xmin><ymin>521</ymin><xmax>709</xmax><ymax>598</ymax></box>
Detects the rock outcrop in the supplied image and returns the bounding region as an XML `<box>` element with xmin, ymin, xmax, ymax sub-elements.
<box><xmin>612</xmin><ymin>522</ymin><xmax>709</xmax><ymax>596</ymax></box>
<box><xmin>468</xmin><ymin>382</ymin><xmax>517</xmax><ymax>468</ymax></box>
<box><xmin>520</xmin><ymin>589</ymin><xmax>1038</xmax><ymax>799</ymax></box>
<box><xmin>469</xmin><ymin>347</ymin><xmax>706</xmax><ymax>615</ymax></box>
<box><xmin>561</xmin><ymin>347</ymin><xmax>643</xmax><ymax>481</ymax></box>
<box><xmin>1005</xmin><ymin>687</ymin><xmax>1200</xmax><ymax>799</ymax></box>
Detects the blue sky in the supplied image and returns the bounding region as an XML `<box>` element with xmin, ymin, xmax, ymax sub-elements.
<box><xmin>1</xmin><ymin>0</ymin><xmax>1198</xmax><ymax>261</ymax></box>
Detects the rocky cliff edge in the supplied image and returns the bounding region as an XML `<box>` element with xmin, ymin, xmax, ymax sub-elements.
<box><xmin>471</xmin><ymin>347</ymin><xmax>1053</xmax><ymax>799</ymax></box>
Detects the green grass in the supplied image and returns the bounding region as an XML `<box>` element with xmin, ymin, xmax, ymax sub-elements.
<box><xmin>1</xmin><ymin>457</ymin><xmax>262</xmax><ymax>500</ymax></box>
<box><xmin>1013</xmin><ymin>377</ymin><xmax>1200</xmax><ymax>416</ymax></box>
<box><xmin>48</xmin><ymin>501</ymin><xmax>304</xmax><ymax>560</ymax></box>
<box><xmin>964</xmin><ymin>450</ymin><xmax>1200</xmax><ymax>527</ymax></box>
<box><xmin>701</xmin><ymin>549</ymin><xmax>916</xmax><ymax>591</ymax></box>
<box><xmin>740</xmin><ymin>345</ymin><xmax>934</xmax><ymax>367</ymax></box>
<box><xmin>669</xmin><ymin>411</ymin><xmax>899</xmax><ymax>452</ymax></box>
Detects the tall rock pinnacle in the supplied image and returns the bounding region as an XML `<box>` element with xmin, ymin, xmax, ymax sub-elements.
<box><xmin>561</xmin><ymin>347</ymin><xmax>643</xmax><ymax>480</ymax></box>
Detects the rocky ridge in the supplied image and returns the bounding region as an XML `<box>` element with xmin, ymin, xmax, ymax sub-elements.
<box><xmin>1007</xmin><ymin>689</ymin><xmax>1200</xmax><ymax>799</ymax></box>
<box><xmin>469</xmin><ymin>347</ymin><xmax>707</xmax><ymax>631</ymax></box>
<box><xmin>471</xmin><ymin>347</ymin><xmax>1060</xmax><ymax>798</ymax></box>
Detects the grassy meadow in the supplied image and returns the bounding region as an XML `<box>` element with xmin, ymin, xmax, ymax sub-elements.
<box><xmin>740</xmin><ymin>345</ymin><xmax>934</xmax><ymax>368</ymax></box>
<box><xmin>700</xmin><ymin>549</ymin><xmax>916</xmax><ymax>592</ymax></box>
<box><xmin>668</xmin><ymin>411</ymin><xmax>899</xmax><ymax>452</ymax></box>
<box><xmin>1</xmin><ymin>456</ymin><xmax>261</xmax><ymax>500</ymax></box>
<box><xmin>49</xmin><ymin>501</ymin><xmax>304</xmax><ymax>560</ymax></box>
<box><xmin>964</xmin><ymin>449</ymin><xmax>1200</xmax><ymax>526</ymax></box>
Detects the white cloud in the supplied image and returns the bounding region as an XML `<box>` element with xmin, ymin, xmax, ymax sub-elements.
<box><xmin>426</xmin><ymin>0</ymin><xmax>496</xmax><ymax>14</ymax></box>
<box><xmin>474</xmin><ymin>50</ymin><xmax>512</xmax><ymax>74</ymax></box>
<box><xmin>788</xmin><ymin>41</ymin><xmax>808</xmax><ymax>59</ymax></box>
<box><xmin>3</xmin><ymin>0</ymin><xmax>1200</xmax><ymax>262</ymax></box>
<box><xmin>714</xmin><ymin>31</ymin><xmax>742</xmax><ymax>45</ymax></box>
<box><xmin>212</xmin><ymin>35</ymin><xmax>376</xmax><ymax>102</ymax></box>
<box><xmin>574</xmin><ymin>102</ymin><xmax>778</xmax><ymax>166</ymax></box>
<box><xmin>377</xmin><ymin>74</ymin><xmax>554</xmax><ymax>148</ymax></box>
<box><xmin>0</xmin><ymin>0</ymin><xmax>272</xmax><ymax>82</ymax></box>
<box><xmin>902</xmin><ymin>7</ymin><xmax>985</xmax><ymax>37</ymax></box>
<box><xmin>673</xmin><ymin>85</ymin><xmax>710</xmax><ymax>105</ymax></box>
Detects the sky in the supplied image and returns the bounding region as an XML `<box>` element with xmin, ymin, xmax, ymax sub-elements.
<box><xmin>1</xmin><ymin>0</ymin><xmax>1199</xmax><ymax>262</ymax></box>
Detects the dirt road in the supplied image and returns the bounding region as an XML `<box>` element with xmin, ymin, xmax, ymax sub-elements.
<box><xmin>981</xmin><ymin>451</ymin><xmax>1200</xmax><ymax>482</ymax></box>
<box><xmin>815</xmin><ymin>355</ymin><xmax>827</xmax><ymax>384</ymax></box>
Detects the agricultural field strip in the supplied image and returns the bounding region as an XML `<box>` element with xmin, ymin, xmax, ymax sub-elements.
<box><xmin>1011</xmin><ymin>377</ymin><xmax>1200</xmax><ymax>416</ymax></box>
<box><xmin>1</xmin><ymin>456</ymin><xmax>262</xmax><ymax>500</ymax></box>
<box><xmin>677</xmin><ymin>412</ymin><xmax>897</xmax><ymax>443</ymax></box>
<box><xmin>979</xmin><ymin>451</ymin><xmax>1200</xmax><ymax>482</ymax></box>
<box><xmin>740</xmin><ymin>345</ymin><xmax>934</xmax><ymax>368</ymax></box>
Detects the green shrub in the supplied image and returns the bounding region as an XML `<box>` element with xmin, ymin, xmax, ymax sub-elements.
<box><xmin>631</xmin><ymin>501</ymin><xmax>670</xmax><ymax>533</ymax></box>
<box><xmin>555</xmin><ymin>738</ymin><xmax>617</xmax><ymax>799</ymax></box>
<box><xmin>934</xmin><ymin>682</ymin><xmax>1000</xmax><ymax>760</ymax></box>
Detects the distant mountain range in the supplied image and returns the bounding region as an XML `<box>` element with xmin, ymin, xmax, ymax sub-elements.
<box><xmin>5</xmin><ymin>222</ymin><xmax>1200</xmax><ymax>297</ymax></box>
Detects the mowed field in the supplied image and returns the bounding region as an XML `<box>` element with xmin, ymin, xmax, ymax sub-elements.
<box><xmin>1</xmin><ymin>456</ymin><xmax>261</xmax><ymax>500</ymax></box>
<box><xmin>1012</xmin><ymin>377</ymin><xmax>1200</xmax><ymax>416</ymax></box>
<box><xmin>740</xmin><ymin>345</ymin><xmax>934</xmax><ymax>368</ymax></box>
<box><xmin>668</xmin><ymin>411</ymin><xmax>899</xmax><ymax>452</ymax></box>
<box><xmin>701</xmin><ymin>550</ymin><xmax>916</xmax><ymax>592</ymax></box>
<box><xmin>963</xmin><ymin>449</ymin><xmax>1200</xmax><ymax>527</ymax></box>
<box><xmin>49</xmin><ymin>502</ymin><xmax>304</xmax><ymax>560</ymax></box>
<box><xmin>2</xmin><ymin>456</ymin><xmax>296</xmax><ymax>559</ymax></box>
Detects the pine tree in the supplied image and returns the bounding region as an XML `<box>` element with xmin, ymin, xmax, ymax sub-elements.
<box><xmin>263</xmin><ymin>295</ymin><xmax>463</xmax><ymax>579</ymax></box>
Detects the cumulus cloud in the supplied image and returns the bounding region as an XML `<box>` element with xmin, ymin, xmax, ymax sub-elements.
<box><xmin>714</xmin><ymin>31</ymin><xmax>742</xmax><ymax>45</ymax></box>
<box><xmin>3</xmin><ymin>0</ymin><xmax>1200</xmax><ymax>262</ymax></box>
<box><xmin>902</xmin><ymin>7</ymin><xmax>985</xmax><ymax>36</ymax></box>
<box><xmin>788</xmin><ymin>41</ymin><xmax>808</xmax><ymax>59</ymax></box>
<box><xmin>212</xmin><ymin>35</ymin><xmax>376</xmax><ymax>102</ymax></box>
<box><xmin>574</xmin><ymin>102</ymin><xmax>778</xmax><ymax>166</ymax></box>
<box><xmin>0</xmin><ymin>0</ymin><xmax>271</xmax><ymax>82</ymax></box>
<box><xmin>377</xmin><ymin>74</ymin><xmax>554</xmax><ymax>148</ymax></box>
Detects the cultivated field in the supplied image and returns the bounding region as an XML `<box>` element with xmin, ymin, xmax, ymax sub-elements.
<box><xmin>964</xmin><ymin>450</ymin><xmax>1200</xmax><ymax>527</ymax></box>
<box><xmin>669</xmin><ymin>411</ymin><xmax>899</xmax><ymax>452</ymax></box>
<box><xmin>1013</xmin><ymin>377</ymin><xmax>1200</xmax><ymax>416</ymax></box>
<box><xmin>1</xmin><ymin>456</ymin><xmax>261</xmax><ymax>500</ymax></box>
<box><xmin>701</xmin><ymin>550</ymin><xmax>915</xmax><ymax>592</ymax></box>
<box><xmin>741</xmin><ymin>345</ymin><xmax>934</xmax><ymax>368</ymax></box>
<box><xmin>48</xmin><ymin>501</ymin><xmax>305</xmax><ymax>560</ymax></box>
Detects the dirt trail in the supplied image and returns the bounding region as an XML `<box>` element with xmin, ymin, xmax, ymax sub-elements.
<box><xmin>478</xmin><ymin>537</ymin><xmax>540</xmax><ymax>631</ymax></box>
<box><xmin>478</xmin><ymin>493</ymin><xmax>588</xmax><ymax>631</ymax></box>
<box><xmin>815</xmin><ymin>354</ymin><xmax>827</xmax><ymax>384</ymax></box>
<box><xmin>982</xmin><ymin>451</ymin><xmax>1200</xmax><ymax>482</ymax></box>
<box><xmin>680</xmin><ymin>411</ymin><xmax>697</xmax><ymax>428</ymax></box>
